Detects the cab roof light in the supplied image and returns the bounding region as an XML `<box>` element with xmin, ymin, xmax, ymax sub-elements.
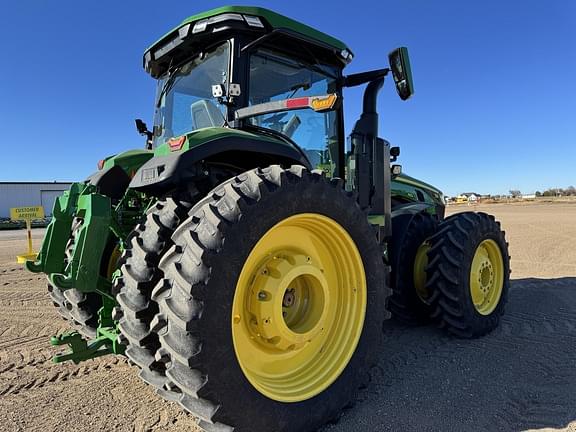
<box><xmin>154</xmin><ymin>23</ymin><xmax>194</xmax><ymax>60</ymax></box>
<box><xmin>243</xmin><ymin>15</ymin><xmax>264</xmax><ymax>28</ymax></box>
<box><xmin>178</xmin><ymin>23</ymin><xmax>191</xmax><ymax>39</ymax></box>
<box><xmin>193</xmin><ymin>13</ymin><xmax>244</xmax><ymax>34</ymax></box>
<box><xmin>340</xmin><ymin>49</ymin><xmax>354</xmax><ymax>63</ymax></box>
<box><xmin>154</xmin><ymin>35</ymin><xmax>185</xmax><ymax>59</ymax></box>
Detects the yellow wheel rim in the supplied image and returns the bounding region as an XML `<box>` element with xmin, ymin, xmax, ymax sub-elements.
<box><xmin>106</xmin><ymin>245</ymin><xmax>122</xmax><ymax>279</ymax></box>
<box><xmin>413</xmin><ymin>241</ymin><xmax>430</xmax><ymax>302</ymax></box>
<box><xmin>232</xmin><ymin>213</ymin><xmax>367</xmax><ymax>402</ymax></box>
<box><xmin>469</xmin><ymin>239</ymin><xmax>504</xmax><ymax>315</ymax></box>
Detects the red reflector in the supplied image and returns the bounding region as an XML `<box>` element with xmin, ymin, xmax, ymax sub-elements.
<box><xmin>167</xmin><ymin>136</ymin><xmax>186</xmax><ymax>151</ymax></box>
<box><xmin>97</xmin><ymin>159</ymin><xmax>105</xmax><ymax>170</ymax></box>
<box><xmin>286</xmin><ymin>97</ymin><xmax>310</xmax><ymax>109</ymax></box>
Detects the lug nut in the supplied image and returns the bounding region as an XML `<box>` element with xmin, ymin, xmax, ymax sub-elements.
<box><xmin>283</xmin><ymin>289</ymin><xmax>296</xmax><ymax>307</ymax></box>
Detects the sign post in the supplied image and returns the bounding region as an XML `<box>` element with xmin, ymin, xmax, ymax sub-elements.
<box><xmin>10</xmin><ymin>206</ymin><xmax>45</xmax><ymax>263</ymax></box>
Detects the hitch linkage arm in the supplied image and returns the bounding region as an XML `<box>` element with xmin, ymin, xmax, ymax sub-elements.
<box><xmin>26</xmin><ymin>183</ymin><xmax>84</xmax><ymax>274</ymax></box>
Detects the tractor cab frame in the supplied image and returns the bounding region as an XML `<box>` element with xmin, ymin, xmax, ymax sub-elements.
<box><xmin>138</xmin><ymin>7</ymin><xmax>414</xmax><ymax>237</ymax></box>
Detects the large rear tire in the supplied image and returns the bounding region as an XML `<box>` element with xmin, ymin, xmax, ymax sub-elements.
<box><xmin>151</xmin><ymin>166</ymin><xmax>389</xmax><ymax>432</ymax></box>
<box><xmin>426</xmin><ymin>212</ymin><xmax>510</xmax><ymax>338</ymax></box>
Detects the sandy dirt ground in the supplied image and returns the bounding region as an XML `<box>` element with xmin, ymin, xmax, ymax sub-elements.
<box><xmin>0</xmin><ymin>202</ymin><xmax>575</xmax><ymax>431</ymax></box>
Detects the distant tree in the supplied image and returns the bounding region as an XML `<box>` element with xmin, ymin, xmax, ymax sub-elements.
<box><xmin>542</xmin><ymin>188</ymin><xmax>562</xmax><ymax>197</ymax></box>
<box><xmin>509</xmin><ymin>189</ymin><xmax>522</xmax><ymax>198</ymax></box>
<box><xmin>535</xmin><ymin>191</ymin><xmax>542</xmax><ymax>197</ymax></box>
<box><xmin>566</xmin><ymin>186</ymin><xmax>576</xmax><ymax>196</ymax></box>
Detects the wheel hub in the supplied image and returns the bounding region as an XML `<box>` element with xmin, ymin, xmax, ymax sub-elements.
<box><xmin>478</xmin><ymin>260</ymin><xmax>494</xmax><ymax>292</ymax></box>
<box><xmin>282</xmin><ymin>288</ymin><xmax>295</xmax><ymax>307</ymax></box>
<box><xmin>248</xmin><ymin>253</ymin><xmax>329</xmax><ymax>351</ymax></box>
<box><xmin>469</xmin><ymin>239</ymin><xmax>504</xmax><ymax>315</ymax></box>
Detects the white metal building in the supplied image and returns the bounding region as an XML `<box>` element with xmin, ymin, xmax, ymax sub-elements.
<box><xmin>0</xmin><ymin>182</ymin><xmax>72</xmax><ymax>218</ymax></box>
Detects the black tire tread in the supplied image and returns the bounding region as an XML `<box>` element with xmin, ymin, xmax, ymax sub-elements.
<box><xmin>426</xmin><ymin>211</ymin><xmax>510</xmax><ymax>338</ymax></box>
<box><xmin>115</xmin><ymin>195</ymin><xmax>193</xmax><ymax>392</ymax></box>
<box><xmin>388</xmin><ymin>211</ymin><xmax>438</xmax><ymax>324</ymax></box>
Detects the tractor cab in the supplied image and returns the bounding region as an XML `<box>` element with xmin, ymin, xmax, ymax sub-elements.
<box><xmin>137</xmin><ymin>6</ymin><xmax>419</xmax><ymax>231</ymax></box>
<box><xmin>146</xmin><ymin>6</ymin><xmax>350</xmax><ymax>178</ymax></box>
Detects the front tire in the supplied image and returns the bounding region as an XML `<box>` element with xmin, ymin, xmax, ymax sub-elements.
<box><xmin>426</xmin><ymin>212</ymin><xmax>510</xmax><ymax>338</ymax></box>
<box><xmin>152</xmin><ymin>166</ymin><xmax>389</xmax><ymax>432</ymax></box>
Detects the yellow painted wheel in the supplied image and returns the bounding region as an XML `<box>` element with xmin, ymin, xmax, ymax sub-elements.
<box><xmin>232</xmin><ymin>213</ymin><xmax>367</xmax><ymax>403</ymax></box>
<box><xmin>413</xmin><ymin>241</ymin><xmax>430</xmax><ymax>302</ymax></box>
<box><xmin>417</xmin><ymin>212</ymin><xmax>509</xmax><ymax>338</ymax></box>
<box><xmin>106</xmin><ymin>245</ymin><xmax>122</xmax><ymax>279</ymax></box>
<box><xmin>469</xmin><ymin>239</ymin><xmax>504</xmax><ymax>315</ymax></box>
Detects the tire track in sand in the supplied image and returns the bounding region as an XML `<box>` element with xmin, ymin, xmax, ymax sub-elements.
<box><xmin>0</xmin><ymin>354</ymin><xmax>127</xmax><ymax>396</ymax></box>
<box><xmin>323</xmin><ymin>278</ymin><xmax>576</xmax><ymax>432</ymax></box>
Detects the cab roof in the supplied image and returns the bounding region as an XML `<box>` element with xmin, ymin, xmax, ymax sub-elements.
<box><xmin>144</xmin><ymin>6</ymin><xmax>353</xmax><ymax>78</ymax></box>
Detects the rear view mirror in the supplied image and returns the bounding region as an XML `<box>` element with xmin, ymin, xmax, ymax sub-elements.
<box><xmin>388</xmin><ymin>47</ymin><xmax>414</xmax><ymax>100</ymax></box>
<box><xmin>135</xmin><ymin>118</ymin><xmax>150</xmax><ymax>135</ymax></box>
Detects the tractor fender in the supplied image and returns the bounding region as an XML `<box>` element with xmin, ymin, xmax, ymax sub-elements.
<box><xmin>86</xmin><ymin>165</ymin><xmax>131</xmax><ymax>200</ymax></box>
<box><xmin>86</xmin><ymin>149</ymin><xmax>154</xmax><ymax>199</ymax></box>
<box><xmin>390</xmin><ymin>211</ymin><xmax>419</xmax><ymax>251</ymax></box>
<box><xmin>128</xmin><ymin>135</ymin><xmax>310</xmax><ymax>195</ymax></box>
<box><xmin>389</xmin><ymin>206</ymin><xmax>433</xmax><ymax>265</ymax></box>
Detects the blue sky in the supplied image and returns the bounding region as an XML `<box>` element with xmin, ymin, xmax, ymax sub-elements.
<box><xmin>1</xmin><ymin>0</ymin><xmax>574</xmax><ymax>196</ymax></box>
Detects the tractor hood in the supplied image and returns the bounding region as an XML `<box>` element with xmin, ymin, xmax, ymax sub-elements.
<box><xmin>393</xmin><ymin>173</ymin><xmax>444</xmax><ymax>206</ymax></box>
<box><xmin>395</xmin><ymin>173</ymin><xmax>443</xmax><ymax>196</ymax></box>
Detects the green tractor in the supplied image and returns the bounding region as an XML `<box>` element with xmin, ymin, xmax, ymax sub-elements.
<box><xmin>27</xmin><ymin>6</ymin><xmax>510</xmax><ymax>431</ymax></box>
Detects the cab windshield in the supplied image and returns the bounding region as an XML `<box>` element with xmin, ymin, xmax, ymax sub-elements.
<box><xmin>152</xmin><ymin>42</ymin><xmax>230</xmax><ymax>146</ymax></box>
<box><xmin>248</xmin><ymin>49</ymin><xmax>340</xmax><ymax>173</ymax></box>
